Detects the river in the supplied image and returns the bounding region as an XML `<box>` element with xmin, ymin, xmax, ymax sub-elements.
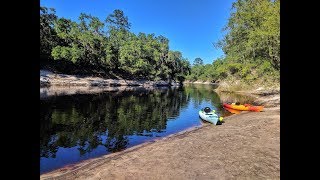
<box><xmin>40</xmin><ymin>84</ymin><xmax>255</xmax><ymax>174</ymax></box>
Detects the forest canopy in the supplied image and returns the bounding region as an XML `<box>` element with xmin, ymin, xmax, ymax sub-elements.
<box><xmin>40</xmin><ymin>7</ymin><xmax>190</xmax><ymax>82</ymax></box>
<box><xmin>186</xmin><ymin>0</ymin><xmax>280</xmax><ymax>85</ymax></box>
<box><xmin>41</xmin><ymin>0</ymin><xmax>280</xmax><ymax>85</ymax></box>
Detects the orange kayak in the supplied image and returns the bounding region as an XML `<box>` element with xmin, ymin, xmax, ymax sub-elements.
<box><xmin>223</xmin><ymin>103</ymin><xmax>264</xmax><ymax>112</ymax></box>
<box><xmin>224</xmin><ymin>107</ymin><xmax>241</xmax><ymax>114</ymax></box>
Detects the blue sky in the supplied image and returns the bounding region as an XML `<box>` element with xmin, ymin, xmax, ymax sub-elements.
<box><xmin>40</xmin><ymin>0</ymin><xmax>235</xmax><ymax>64</ymax></box>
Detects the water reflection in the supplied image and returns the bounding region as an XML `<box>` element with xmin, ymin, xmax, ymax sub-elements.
<box><xmin>40</xmin><ymin>84</ymin><xmax>254</xmax><ymax>174</ymax></box>
<box><xmin>183</xmin><ymin>84</ymin><xmax>229</xmax><ymax>116</ymax></box>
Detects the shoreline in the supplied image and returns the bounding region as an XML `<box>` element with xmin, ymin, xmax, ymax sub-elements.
<box><xmin>40</xmin><ymin>70</ymin><xmax>279</xmax><ymax>98</ymax></box>
<box><xmin>40</xmin><ymin>70</ymin><xmax>180</xmax><ymax>88</ymax></box>
<box><xmin>40</xmin><ymin>92</ymin><xmax>280</xmax><ymax>179</ymax></box>
<box><xmin>183</xmin><ymin>80</ymin><xmax>218</xmax><ymax>85</ymax></box>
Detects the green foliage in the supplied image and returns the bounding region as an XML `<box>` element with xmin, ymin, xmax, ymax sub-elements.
<box><xmin>221</xmin><ymin>0</ymin><xmax>280</xmax><ymax>69</ymax></box>
<box><xmin>106</xmin><ymin>9</ymin><xmax>131</xmax><ymax>30</ymax></box>
<box><xmin>193</xmin><ymin>58</ymin><xmax>203</xmax><ymax>66</ymax></box>
<box><xmin>51</xmin><ymin>45</ymin><xmax>82</xmax><ymax>63</ymax></box>
<box><xmin>40</xmin><ymin>7</ymin><xmax>59</xmax><ymax>60</ymax></box>
<box><xmin>52</xmin><ymin>14</ymin><xmax>107</xmax><ymax>69</ymax></box>
<box><xmin>187</xmin><ymin>0</ymin><xmax>280</xmax><ymax>86</ymax></box>
<box><xmin>41</xmin><ymin>7</ymin><xmax>190</xmax><ymax>81</ymax></box>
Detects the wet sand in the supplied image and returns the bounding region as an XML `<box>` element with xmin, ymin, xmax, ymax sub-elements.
<box><xmin>40</xmin><ymin>94</ymin><xmax>280</xmax><ymax>179</ymax></box>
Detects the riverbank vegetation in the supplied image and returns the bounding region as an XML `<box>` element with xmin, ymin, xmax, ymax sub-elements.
<box><xmin>186</xmin><ymin>0</ymin><xmax>280</xmax><ymax>89</ymax></box>
<box><xmin>41</xmin><ymin>0</ymin><xmax>279</xmax><ymax>88</ymax></box>
<box><xmin>40</xmin><ymin>7</ymin><xmax>190</xmax><ymax>82</ymax></box>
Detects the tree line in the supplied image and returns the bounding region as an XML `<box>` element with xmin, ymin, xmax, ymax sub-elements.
<box><xmin>41</xmin><ymin>0</ymin><xmax>279</xmax><ymax>85</ymax></box>
<box><xmin>40</xmin><ymin>7</ymin><xmax>191</xmax><ymax>82</ymax></box>
<box><xmin>186</xmin><ymin>0</ymin><xmax>280</xmax><ymax>85</ymax></box>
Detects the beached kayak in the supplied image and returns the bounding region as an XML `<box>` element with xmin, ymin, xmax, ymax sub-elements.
<box><xmin>199</xmin><ymin>108</ymin><xmax>220</xmax><ymax>125</ymax></box>
<box><xmin>223</xmin><ymin>103</ymin><xmax>264</xmax><ymax>112</ymax></box>
<box><xmin>224</xmin><ymin>106</ymin><xmax>241</xmax><ymax>114</ymax></box>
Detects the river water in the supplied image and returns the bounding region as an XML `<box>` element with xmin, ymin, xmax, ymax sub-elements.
<box><xmin>40</xmin><ymin>84</ymin><xmax>255</xmax><ymax>174</ymax></box>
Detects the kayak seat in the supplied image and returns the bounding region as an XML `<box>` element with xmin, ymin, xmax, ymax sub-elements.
<box><xmin>204</xmin><ymin>107</ymin><xmax>211</xmax><ymax>113</ymax></box>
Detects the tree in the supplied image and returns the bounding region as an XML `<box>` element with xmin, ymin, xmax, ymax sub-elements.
<box><xmin>40</xmin><ymin>6</ymin><xmax>58</xmax><ymax>60</ymax></box>
<box><xmin>105</xmin><ymin>9</ymin><xmax>131</xmax><ymax>31</ymax></box>
<box><xmin>186</xmin><ymin>0</ymin><xmax>280</xmax><ymax>83</ymax></box>
<box><xmin>217</xmin><ymin>0</ymin><xmax>280</xmax><ymax>69</ymax></box>
<box><xmin>41</xmin><ymin>6</ymin><xmax>191</xmax><ymax>82</ymax></box>
<box><xmin>104</xmin><ymin>10</ymin><xmax>132</xmax><ymax>71</ymax></box>
<box><xmin>193</xmin><ymin>58</ymin><xmax>203</xmax><ymax>66</ymax></box>
<box><xmin>52</xmin><ymin>14</ymin><xmax>107</xmax><ymax>69</ymax></box>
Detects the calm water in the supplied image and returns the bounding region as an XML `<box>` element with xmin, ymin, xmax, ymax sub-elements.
<box><xmin>40</xmin><ymin>84</ymin><xmax>255</xmax><ymax>174</ymax></box>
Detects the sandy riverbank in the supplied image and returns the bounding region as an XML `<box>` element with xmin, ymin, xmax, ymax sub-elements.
<box><xmin>40</xmin><ymin>70</ymin><xmax>179</xmax><ymax>87</ymax></box>
<box><xmin>183</xmin><ymin>80</ymin><xmax>218</xmax><ymax>85</ymax></box>
<box><xmin>40</xmin><ymin>92</ymin><xmax>280</xmax><ymax>179</ymax></box>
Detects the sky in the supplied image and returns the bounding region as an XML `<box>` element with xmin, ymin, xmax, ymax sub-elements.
<box><xmin>40</xmin><ymin>0</ymin><xmax>235</xmax><ymax>65</ymax></box>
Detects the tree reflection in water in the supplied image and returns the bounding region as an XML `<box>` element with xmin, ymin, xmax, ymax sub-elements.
<box><xmin>40</xmin><ymin>84</ymin><xmax>253</xmax><ymax>173</ymax></box>
<box><xmin>40</xmin><ymin>87</ymin><xmax>188</xmax><ymax>159</ymax></box>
